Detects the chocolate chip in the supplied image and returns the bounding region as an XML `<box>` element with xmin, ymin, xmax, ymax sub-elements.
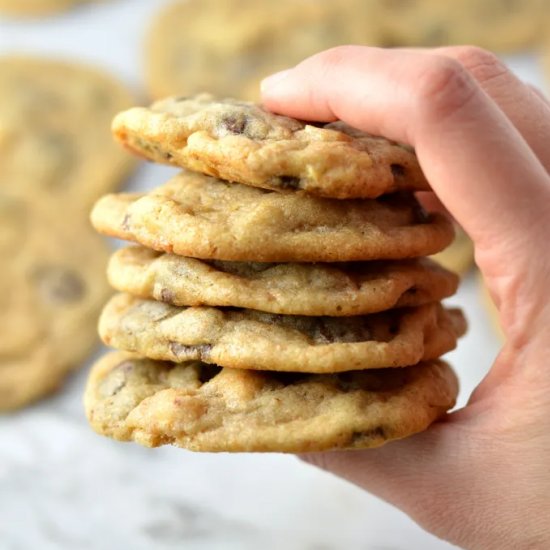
<box><xmin>160</xmin><ymin>288</ymin><xmax>175</xmax><ymax>303</ymax></box>
<box><xmin>349</xmin><ymin>426</ymin><xmax>387</xmax><ymax>445</ymax></box>
<box><xmin>313</xmin><ymin>317</ymin><xmax>372</xmax><ymax>344</ymax></box>
<box><xmin>169</xmin><ymin>342</ymin><xmax>213</xmax><ymax>361</ymax></box>
<box><xmin>174</xmin><ymin>95</ymin><xmax>190</xmax><ymax>102</ymax></box>
<box><xmin>271</xmin><ymin>175</ymin><xmax>301</xmax><ymax>190</ymax></box>
<box><xmin>31</xmin><ymin>265</ymin><xmax>86</xmax><ymax>305</ymax></box>
<box><xmin>99</xmin><ymin>361</ymin><xmax>134</xmax><ymax>397</ymax></box>
<box><xmin>219</xmin><ymin>114</ymin><xmax>248</xmax><ymax>135</ymax></box>
<box><xmin>390</xmin><ymin>163</ymin><xmax>405</xmax><ymax>179</ymax></box>
<box><xmin>121</xmin><ymin>214</ymin><xmax>131</xmax><ymax>231</ymax></box>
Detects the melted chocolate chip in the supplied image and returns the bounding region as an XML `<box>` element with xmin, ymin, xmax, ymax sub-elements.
<box><xmin>390</xmin><ymin>163</ymin><xmax>405</xmax><ymax>179</ymax></box>
<box><xmin>32</xmin><ymin>265</ymin><xmax>86</xmax><ymax>304</ymax></box>
<box><xmin>272</xmin><ymin>175</ymin><xmax>301</xmax><ymax>190</ymax></box>
<box><xmin>121</xmin><ymin>214</ymin><xmax>131</xmax><ymax>231</ymax></box>
<box><xmin>219</xmin><ymin>114</ymin><xmax>248</xmax><ymax>135</ymax></box>
<box><xmin>159</xmin><ymin>288</ymin><xmax>175</xmax><ymax>303</ymax></box>
<box><xmin>349</xmin><ymin>426</ymin><xmax>387</xmax><ymax>445</ymax></box>
<box><xmin>169</xmin><ymin>342</ymin><xmax>213</xmax><ymax>361</ymax></box>
<box><xmin>313</xmin><ymin>317</ymin><xmax>372</xmax><ymax>344</ymax></box>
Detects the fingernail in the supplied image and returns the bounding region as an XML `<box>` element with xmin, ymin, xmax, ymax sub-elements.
<box><xmin>261</xmin><ymin>70</ymin><xmax>291</xmax><ymax>91</ymax></box>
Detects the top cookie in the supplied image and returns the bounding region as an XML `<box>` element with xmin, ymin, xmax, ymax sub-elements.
<box><xmin>112</xmin><ymin>94</ymin><xmax>430</xmax><ymax>199</ymax></box>
<box><xmin>0</xmin><ymin>56</ymin><xmax>136</xmax><ymax>212</ymax></box>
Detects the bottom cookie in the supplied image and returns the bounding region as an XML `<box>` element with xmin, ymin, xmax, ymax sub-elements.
<box><xmin>85</xmin><ymin>352</ymin><xmax>458</xmax><ymax>453</ymax></box>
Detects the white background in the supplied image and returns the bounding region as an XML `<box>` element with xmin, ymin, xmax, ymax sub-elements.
<box><xmin>0</xmin><ymin>1</ymin><xmax>542</xmax><ymax>548</ymax></box>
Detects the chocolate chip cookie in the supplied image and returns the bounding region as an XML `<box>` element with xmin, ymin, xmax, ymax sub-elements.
<box><xmin>99</xmin><ymin>294</ymin><xmax>466</xmax><ymax>373</ymax></box>
<box><xmin>91</xmin><ymin>170</ymin><xmax>453</xmax><ymax>262</ymax></box>
<box><xmin>0</xmin><ymin>203</ymin><xmax>111</xmax><ymax>411</ymax></box>
<box><xmin>378</xmin><ymin>0</ymin><xmax>544</xmax><ymax>52</ymax></box>
<box><xmin>0</xmin><ymin>0</ymin><xmax>96</xmax><ymax>16</ymax></box>
<box><xmin>109</xmin><ymin>246</ymin><xmax>459</xmax><ymax>316</ymax></box>
<box><xmin>112</xmin><ymin>94</ymin><xmax>429</xmax><ymax>199</ymax></box>
<box><xmin>85</xmin><ymin>351</ymin><xmax>459</xmax><ymax>452</ymax></box>
<box><xmin>145</xmin><ymin>0</ymin><xmax>381</xmax><ymax>101</ymax></box>
<box><xmin>0</xmin><ymin>56</ymin><xmax>136</xmax><ymax>212</ymax></box>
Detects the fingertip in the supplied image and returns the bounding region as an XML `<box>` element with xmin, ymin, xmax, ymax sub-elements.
<box><xmin>260</xmin><ymin>69</ymin><xmax>291</xmax><ymax>94</ymax></box>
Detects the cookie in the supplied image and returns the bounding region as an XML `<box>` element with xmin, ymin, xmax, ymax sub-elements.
<box><xmin>108</xmin><ymin>247</ymin><xmax>459</xmax><ymax>316</ymax></box>
<box><xmin>85</xmin><ymin>352</ymin><xmax>458</xmax><ymax>453</ymax></box>
<box><xmin>0</xmin><ymin>0</ymin><xmax>95</xmax><ymax>16</ymax></box>
<box><xmin>145</xmin><ymin>0</ymin><xmax>381</xmax><ymax>101</ymax></box>
<box><xmin>112</xmin><ymin>94</ymin><xmax>429</xmax><ymax>199</ymax></box>
<box><xmin>431</xmin><ymin>225</ymin><xmax>474</xmax><ymax>276</ymax></box>
<box><xmin>99</xmin><ymin>294</ymin><xmax>466</xmax><ymax>373</ymax></box>
<box><xmin>377</xmin><ymin>0</ymin><xmax>544</xmax><ymax>52</ymax></box>
<box><xmin>85</xmin><ymin>351</ymin><xmax>458</xmax><ymax>452</ymax></box>
<box><xmin>0</xmin><ymin>200</ymin><xmax>111</xmax><ymax>411</ymax></box>
<box><xmin>0</xmin><ymin>56</ymin><xmax>136</xmax><ymax>212</ymax></box>
<box><xmin>91</xmin><ymin>170</ymin><xmax>453</xmax><ymax>262</ymax></box>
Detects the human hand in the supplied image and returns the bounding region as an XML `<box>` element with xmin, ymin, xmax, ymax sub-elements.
<box><xmin>261</xmin><ymin>46</ymin><xmax>550</xmax><ymax>550</ymax></box>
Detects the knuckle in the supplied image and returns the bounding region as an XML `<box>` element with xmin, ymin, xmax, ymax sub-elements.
<box><xmin>452</xmin><ymin>46</ymin><xmax>509</xmax><ymax>85</ymax></box>
<box><xmin>415</xmin><ymin>57</ymin><xmax>477</xmax><ymax>120</ymax></box>
<box><xmin>313</xmin><ymin>45</ymin><xmax>360</xmax><ymax>72</ymax></box>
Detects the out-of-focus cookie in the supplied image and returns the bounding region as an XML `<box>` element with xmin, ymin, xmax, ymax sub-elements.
<box><xmin>377</xmin><ymin>0</ymin><xmax>544</xmax><ymax>52</ymax></box>
<box><xmin>145</xmin><ymin>0</ymin><xmax>380</xmax><ymax>101</ymax></box>
<box><xmin>0</xmin><ymin>200</ymin><xmax>111</xmax><ymax>411</ymax></box>
<box><xmin>113</xmin><ymin>94</ymin><xmax>429</xmax><ymax>199</ymax></box>
<box><xmin>109</xmin><ymin>247</ymin><xmax>459</xmax><ymax>316</ymax></box>
<box><xmin>99</xmin><ymin>294</ymin><xmax>466</xmax><ymax>373</ymax></box>
<box><xmin>431</xmin><ymin>226</ymin><xmax>474</xmax><ymax>276</ymax></box>
<box><xmin>91</xmin><ymin>171</ymin><xmax>453</xmax><ymax>262</ymax></box>
<box><xmin>0</xmin><ymin>0</ymin><xmax>97</xmax><ymax>16</ymax></box>
<box><xmin>0</xmin><ymin>56</ymin><xmax>136</xmax><ymax>212</ymax></box>
<box><xmin>85</xmin><ymin>351</ymin><xmax>459</xmax><ymax>452</ymax></box>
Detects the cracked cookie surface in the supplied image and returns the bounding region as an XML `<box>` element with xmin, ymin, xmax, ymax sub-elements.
<box><xmin>91</xmin><ymin>170</ymin><xmax>453</xmax><ymax>262</ymax></box>
<box><xmin>99</xmin><ymin>294</ymin><xmax>466</xmax><ymax>373</ymax></box>
<box><xmin>112</xmin><ymin>93</ymin><xmax>429</xmax><ymax>199</ymax></box>
<box><xmin>109</xmin><ymin>247</ymin><xmax>459</xmax><ymax>316</ymax></box>
<box><xmin>85</xmin><ymin>351</ymin><xmax>459</xmax><ymax>452</ymax></box>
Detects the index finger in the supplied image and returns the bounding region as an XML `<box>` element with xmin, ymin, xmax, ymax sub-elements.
<box><xmin>261</xmin><ymin>46</ymin><xmax>550</xmax><ymax>264</ymax></box>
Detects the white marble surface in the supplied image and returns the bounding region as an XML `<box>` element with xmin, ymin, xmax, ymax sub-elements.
<box><xmin>0</xmin><ymin>2</ymin><xmax>541</xmax><ymax>549</ymax></box>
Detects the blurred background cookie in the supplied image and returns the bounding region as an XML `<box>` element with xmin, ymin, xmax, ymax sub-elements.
<box><xmin>0</xmin><ymin>204</ymin><xmax>111</xmax><ymax>410</ymax></box>
<box><xmin>0</xmin><ymin>0</ymin><xmax>99</xmax><ymax>17</ymax></box>
<box><xmin>0</xmin><ymin>56</ymin><xmax>136</xmax><ymax>213</ymax></box>
<box><xmin>145</xmin><ymin>0</ymin><xmax>381</xmax><ymax>101</ymax></box>
<box><xmin>377</xmin><ymin>0</ymin><xmax>545</xmax><ymax>52</ymax></box>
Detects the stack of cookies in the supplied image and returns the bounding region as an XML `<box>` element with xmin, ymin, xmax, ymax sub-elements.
<box><xmin>85</xmin><ymin>94</ymin><xmax>466</xmax><ymax>452</ymax></box>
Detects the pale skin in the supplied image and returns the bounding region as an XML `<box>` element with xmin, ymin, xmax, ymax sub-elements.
<box><xmin>261</xmin><ymin>46</ymin><xmax>550</xmax><ymax>550</ymax></box>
